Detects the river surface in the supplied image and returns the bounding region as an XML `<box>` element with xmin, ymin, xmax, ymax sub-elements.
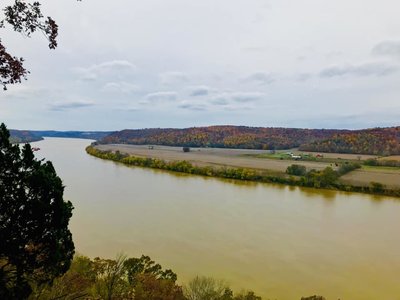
<box><xmin>33</xmin><ymin>138</ymin><xmax>400</xmax><ymax>300</ymax></box>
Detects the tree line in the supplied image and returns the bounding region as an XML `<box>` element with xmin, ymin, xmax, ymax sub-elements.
<box><xmin>86</xmin><ymin>146</ymin><xmax>400</xmax><ymax>198</ymax></box>
<box><xmin>28</xmin><ymin>254</ymin><xmax>330</xmax><ymax>300</ymax></box>
<box><xmin>99</xmin><ymin>126</ymin><xmax>341</xmax><ymax>150</ymax></box>
<box><xmin>98</xmin><ymin>126</ymin><xmax>400</xmax><ymax>156</ymax></box>
<box><xmin>29</xmin><ymin>254</ymin><xmax>270</xmax><ymax>300</ymax></box>
<box><xmin>364</xmin><ymin>158</ymin><xmax>400</xmax><ymax>168</ymax></box>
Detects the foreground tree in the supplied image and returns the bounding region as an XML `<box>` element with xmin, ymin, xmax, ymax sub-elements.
<box><xmin>33</xmin><ymin>255</ymin><xmax>185</xmax><ymax>300</ymax></box>
<box><xmin>1</xmin><ymin>1</ymin><xmax>56</xmax><ymax>89</ymax></box>
<box><xmin>183</xmin><ymin>276</ymin><xmax>262</xmax><ymax>300</ymax></box>
<box><xmin>0</xmin><ymin>123</ymin><xmax>74</xmax><ymax>299</ymax></box>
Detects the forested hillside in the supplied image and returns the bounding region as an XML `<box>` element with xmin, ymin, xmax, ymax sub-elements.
<box><xmin>99</xmin><ymin>125</ymin><xmax>400</xmax><ymax>155</ymax></box>
<box><xmin>31</xmin><ymin>130</ymin><xmax>114</xmax><ymax>140</ymax></box>
<box><xmin>9</xmin><ymin>130</ymin><xmax>43</xmax><ymax>143</ymax></box>
<box><xmin>299</xmin><ymin>127</ymin><xmax>400</xmax><ymax>155</ymax></box>
<box><xmin>100</xmin><ymin>126</ymin><xmax>340</xmax><ymax>150</ymax></box>
<box><xmin>10</xmin><ymin>130</ymin><xmax>114</xmax><ymax>143</ymax></box>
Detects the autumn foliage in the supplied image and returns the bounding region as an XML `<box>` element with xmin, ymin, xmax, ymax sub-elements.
<box><xmin>1</xmin><ymin>0</ymin><xmax>60</xmax><ymax>90</ymax></box>
<box><xmin>100</xmin><ymin>126</ymin><xmax>339</xmax><ymax>150</ymax></box>
<box><xmin>100</xmin><ymin>125</ymin><xmax>400</xmax><ymax>155</ymax></box>
<box><xmin>299</xmin><ymin>127</ymin><xmax>400</xmax><ymax>155</ymax></box>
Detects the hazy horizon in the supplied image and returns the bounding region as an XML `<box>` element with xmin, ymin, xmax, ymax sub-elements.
<box><xmin>9</xmin><ymin>123</ymin><xmax>400</xmax><ymax>132</ymax></box>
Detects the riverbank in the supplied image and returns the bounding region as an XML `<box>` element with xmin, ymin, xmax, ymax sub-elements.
<box><xmin>86</xmin><ymin>145</ymin><xmax>400</xmax><ymax>198</ymax></box>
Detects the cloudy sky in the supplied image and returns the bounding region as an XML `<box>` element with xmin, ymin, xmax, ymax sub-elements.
<box><xmin>1</xmin><ymin>0</ymin><xmax>400</xmax><ymax>130</ymax></box>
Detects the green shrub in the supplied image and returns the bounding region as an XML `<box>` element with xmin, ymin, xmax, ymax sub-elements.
<box><xmin>286</xmin><ymin>164</ymin><xmax>307</xmax><ymax>176</ymax></box>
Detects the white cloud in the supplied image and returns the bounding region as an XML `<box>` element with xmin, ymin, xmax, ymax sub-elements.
<box><xmin>178</xmin><ymin>101</ymin><xmax>207</xmax><ymax>111</ymax></box>
<box><xmin>244</xmin><ymin>72</ymin><xmax>276</xmax><ymax>85</ymax></box>
<box><xmin>102</xmin><ymin>82</ymin><xmax>141</xmax><ymax>94</ymax></box>
<box><xmin>143</xmin><ymin>91</ymin><xmax>177</xmax><ymax>103</ymax></box>
<box><xmin>230</xmin><ymin>92</ymin><xmax>265</xmax><ymax>102</ymax></box>
<box><xmin>209</xmin><ymin>97</ymin><xmax>229</xmax><ymax>106</ymax></box>
<box><xmin>372</xmin><ymin>40</ymin><xmax>400</xmax><ymax>59</ymax></box>
<box><xmin>49</xmin><ymin>100</ymin><xmax>95</xmax><ymax>111</ymax></box>
<box><xmin>159</xmin><ymin>72</ymin><xmax>189</xmax><ymax>85</ymax></box>
<box><xmin>319</xmin><ymin>62</ymin><xmax>398</xmax><ymax>78</ymax></box>
<box><xmin>74</xmin><ymin>60</ymin><xmax>137</xmax><ymax>81</ymax></box>
<box><xmin>1</xmin><ymin>85</ymin><xmax>52</xmax><ymax>100</ymax></box>
<box><xmin>188</xmin><ymin>86</ymin><xmax>210</xmax><ymax>97</ymax></box>
<box><xmin>209</xmin><ymin>92</ymin><xmax>265</xmax><ymax>106</ymax></box>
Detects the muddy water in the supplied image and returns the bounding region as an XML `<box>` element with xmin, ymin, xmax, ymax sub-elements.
<box><xmin>33</xmin><ymin>138</ymin><xmax>400</xmax><ymax>300</ymax></box>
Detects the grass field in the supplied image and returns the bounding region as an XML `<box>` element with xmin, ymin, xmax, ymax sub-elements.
<box><xmin>340</xmin><ymin>169</ymin><xmax>400</xmax><ymax>189</ymax></box>
<box><xmin>246</xmin><ymin>150</ymin><xmax>378</xmax><ymax>163</ymax></box>
<box><xmin>95</xmin><ymin>144</ymin><xmax>333</xmax><ymax>173</ymax></box>
<box><xmin>95</xmin><ymin>144</ymin><xmax>400</xmax><ymax>189</ymax></box>
<box><xmin>379</xmin><ymin>155</ymin><xmax>400</xmax><ymax>161</ymax></box>
<box><xmin>362</xmin><ymin>165</ymin><xmax>400</xmax><ymax>171</ymax></box>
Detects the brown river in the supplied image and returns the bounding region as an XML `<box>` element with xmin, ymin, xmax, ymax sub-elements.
<box><xmin>33</xmin><ymin>138</ymin><xmax>400</xmax><ymax>300</ymax></box>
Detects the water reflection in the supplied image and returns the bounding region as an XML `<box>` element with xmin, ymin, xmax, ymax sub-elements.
<box><xmin>101</xmin><ymin>157</ymin><xmax>383</xmax><ymax>202</ymax></box>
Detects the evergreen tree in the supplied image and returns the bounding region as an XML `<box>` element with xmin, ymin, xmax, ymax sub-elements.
<box><xmin>0</xmin><ymin>123</ymin><xmax>74</xmax><ymax>299</ymax></box>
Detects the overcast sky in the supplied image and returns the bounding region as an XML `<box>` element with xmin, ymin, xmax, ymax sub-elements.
<box><xmin>1</xmin><ymin>0</ymin><xmax>400</xmax><ymax>130</ymax></box>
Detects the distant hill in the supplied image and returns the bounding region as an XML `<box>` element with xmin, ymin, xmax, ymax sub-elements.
<box><xmin>10</xmin><ymin>130</ymin><xmax>114</xmax><ymax>143</ymax></box>
<box><xmin>30</xmin><ymin>131</ymin><xmax>114</xmax><ymax>140</ymax></box>
<box><xmin>99</xmin><ymin>125</ymin><xmax>400</xmax><ymax>155</ymax></box>
<box><xmin>299</xmin><ymin>127</ymin><xmax>400</xmax><ymax>155</ymax></box>
<box><xmin>9</xmin><ymin>130</ymin><xmax>43</xmax><ymax>143</ymax></box>
<box><xmin>99</xmin><ymin>126</ymin><xmax>339</xmax><ymax>150</ymax></box>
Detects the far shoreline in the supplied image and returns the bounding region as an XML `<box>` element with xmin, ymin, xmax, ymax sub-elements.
<box><xmin>86</xmin><ymin>144</ymin><xmax>400</xmax><ymax>198</ymax></box>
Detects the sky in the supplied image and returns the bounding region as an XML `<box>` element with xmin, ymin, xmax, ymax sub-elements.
<box><xmin>1</xmin><ymin>0</ymin><xmax>400</xmax><ymax>131</ymax></box>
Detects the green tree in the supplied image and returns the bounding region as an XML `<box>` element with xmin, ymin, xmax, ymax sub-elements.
<box><xmin>92</xmin><ymin>255</ymin><xmax>131</xmax><ymax>300</ymax></box>
<box><xmin>370</xmin><ymin>181</ymin><xmax>385</xmax><ymax>193</ymax></box>
<box><xmin>124</xmin><ymin>255</ymin><xmax>177</xmax><ymax>286</ymax></box>
<box><xmin>318</xmin><ymin>167</ymin><xmax>338</xmax><ymax>187</ymax></box>
<box><xmin>286</xmin><ymin>164</ymin><xmax>307</xmax><ymax>176</ymax></box>
<box><xmin>336</xmin><ymin>162</ymin><xmax>361</xmax><ymax>176</ymax></box>
<box><xmin>0</xmin><ymin>123</ymin><xmax>74</xmax><ymax>299</ymax></box>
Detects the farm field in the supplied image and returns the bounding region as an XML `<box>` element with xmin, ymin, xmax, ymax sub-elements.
<box><xmin>95</xmin><ymin>144</ymin><xmax>332</xmax><ymax>173</ymax></box>
<box><xmin>340</xmin><ymin>169</ymin><xmax>400</xmax><ymax>189</ymax></box>
<box><xmin>291</xmin><ymin>150</ymin><xmax>378</xmax><ymax>161</ymax></box>
<box><xmin>248</xmin><ymin>150</ymin><xmax>378</xmax><ymax>163</ymax></box>
<box><xmin>95</xmin><ymin>144</ymin><xmax>400</xmax><ymax>188</ymax></box>
<box><xmin>379</xmin><ymin>155</ymin><xmax>400</xmax><ymax>161</ymax></box>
